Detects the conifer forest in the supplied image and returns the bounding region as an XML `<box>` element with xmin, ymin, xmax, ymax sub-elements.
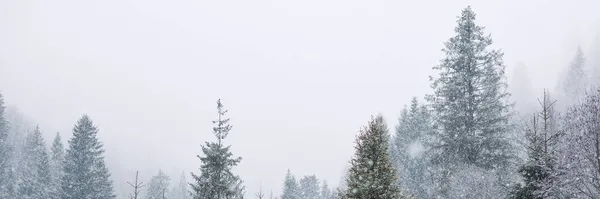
<box><xmin>2</xmin><ymin>1</ymin><xmax>600</xmax><ymax>199</ymax></box>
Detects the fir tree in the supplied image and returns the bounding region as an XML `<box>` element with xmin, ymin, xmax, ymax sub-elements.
<box><xmin>191</xmin><ymin>99</ymin><xmax>244</xmax><ymax>199</ymax></box>
<box><xmin>170</xmin><ymin>172</ymin><xmax>191</xmax><ymax>199</ymax></box>
<box><xmin>320</xmin><ymin>180</ymin><xmax>333</xmax><ymax>199</ymax></box>
<box><xmin>281</xmin><ymin>170</ymin><xmax>300</xmax><ymax>199</ymax></box>
<box><xmin>299</xmin><ymin>175</ymin><xmax>320</xmax><ymax>199</ymax></box>
<box><xmin>509</xmin><ymin>90</ymin><xmax>560</xmax><ymax>199</ymax></box>
<box><xmin>392</xmin><ymin>97</ymin><xmax>431</xmax><ymax>198</ymax></box>
<box><xmin>344</xmin><ymin>115</ymin><xmax>405</xmax><ymax>199</ymax></box>
<box><xmin>61</xmin><ymin>115</ymin><xmax>116</xmax><ymax>199</ymax></box>
<box><xmin>18</xmin><ymin>126</ymin><xmax>52</xmax><ymax>199</ymax></box>
<box><xmin>425</xmin><ymin>6</ymin><xmax>513</xmax><ymax>197</ymax></box>
<box><xmin>50</xmin><ymin>132</ymin><xmax>65</xmax><ymax>199</ymax></box>
<box><xmin>147</xmin><ymin>170</ymin><xmax>170</xmax><ymax>199</ymax></box>
<box><xmin>0</xmin><ymin>92</ymin><xmax>14</xmax><ymax>198</ymax></box>
<box><xmin>558</xmin><ymin>46</ymin><xmax>587</xmax><ymax>109</ymax></box>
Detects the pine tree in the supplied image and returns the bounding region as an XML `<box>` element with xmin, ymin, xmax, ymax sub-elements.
<box><xmin>170</xmin><ymin>172</ymin><xmax>191</xmax><ymax>199</ymax></box>
<box><xmin>344</xmin><ymin>115</ymin><xmax>405</xmax><ymax>199</ymax></box>
<box><xmin>392</xmin><ymin>97</ymin><xmax>431</xmax><ymax>198</ymax></box>
<box><xmin>425</xmin><ymin>6</ymin><xmax>513</xmax><ymax>197</ymax></box>
<box><xmin>509</xmin><ymin>90</ymin><xmax>560</xmax><ymax>199</ymax></box>
<box><xmin>147</xmin><ymin>170</ymin><xmax>170</xmax><ymax>199</ymax></box>
<box><xmin>320</xmin><ymin>180</ymin><xmax>332</xmax><ymax>199</ymax></box>
<box><xmin>61</xmin><ymin>115</ymin><xmax>116</xmax><ymax>199</ymax></box>
<box><xmin>553</xmin><ymin>86</ymin><xmax>600</xmax><ymax>197</ymax></box>
<box><xmin>509</xmin><ymin>63</ymin><xmax>535</xmax><ymax>116</ymax></box>
<box><xmin>0</xmin><ymin>93</ymin><xmax>14</xmax><ymax>198</ymax></box>
<box><xmin>299</xmin><ymin>175</ymin><xmax>320</xmax><ymax>199</ymax></box>
<box><xmin>49</xmin><ymin>132</ymin><xmax>65</xmax><ymax>199</ymax></box>
<box><xmin>17</xmin><ymin>126</ymin><xmax>52</xmax><ymax>199</ymax></box>
<box><xmin>281</xmin><ymin>170</ymin><xmax>300</xmax><ymax>199</ymax></box>
<box><xmin>558</xmin><ymin>46</ymin><xmax>587</xmax><ymax>109</ymax></box>
<box><xmin>191</xmin><ymin>99</ymin><xmax>244</xmax><ymax>199</ymax></box>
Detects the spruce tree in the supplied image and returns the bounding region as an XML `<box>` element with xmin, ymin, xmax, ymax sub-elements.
<box><xmin>509</xmin><ymin>90</ymin><xmax>560</xmax><ymax>199</ymax></box>
<box><xmin>299</xmin><ymin>175</ymin><xmax>320</xmax><ymax>199</ymax></box>
<box><xmin>147</xmin><ymin>170</ymin><xmax>170</xmax><ymax>199</ymax></box>
<box><xmin>392</xmin><ymin>97</ymin><xmax>431</xmax><ymax>198</ymax></box>
<box><xmin>191</xmin><ymin>99</ymin><xmax>244</xmax><ymax>199</ymax></box>
<box><xmin>61</xmin><ymin>115</ymin><xmax>116</xmax><ymax>199</ymax></box>
<box><xmin>559</xmin><ymin>46</ymin><xmax>587</xmax><ymax>108</ymax></box>
<box><xmin>170</xmin><ymin>172</ymin><xmax>191</xmax><ymax>199</ymax></box>
<box><xmin>344</xmin><ymin>115</ymin><xmax>405</xmax><ymax>199</ymax></box>
<box><xmin>50</xmin><ymin>132</ymin><xmax>65</xmax><ymax>199</ymax></box>
<box><xmin>281</xmin><ymin>170</ymin><xmax>300</xmax><ymax>199</ymax></box>
<box><xmin>425</xmin><ymin>6</ymin><xmax>513</xmax><ymax>196</ymax></box>
<box><xmin>320</xmin><ymin>180</ymin><xmax>333</xmax><ymax>199</ymax></box>
<box><xmin>0</xmin><ymin>92</ymin><xmax>14</xmax><ymax>198</ymax></box>
<box><xmin>18</xmin><ymin>126</ymin><xmax>52</xmax><ymax>199</ymax></box>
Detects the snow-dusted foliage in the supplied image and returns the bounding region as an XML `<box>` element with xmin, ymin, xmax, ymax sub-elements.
<box><xmin>553</xmin><ymin>87</ymin><xmax>600</xmax><ymax>198</ymax></box>
<box><xmin>299</xmin><ymin>175</ymin><xmax>320</xmax><ymax>199</ymax></box>
<box><xmin>319</xmin><ymin>180</ymin><xmax>335</xmax><ymax>199</ymax></box>
<box><xmin>61</xmin><ymin>115</ymin><xmax>116</xmax><ymax>199</ymax></box>
<box><xmin>17</xmin><ymin>126</ymin><xmax>52</xmax><ymax>199</ymax></box>
<box><xmin>425</xmin><ymin>6</ymin><xmax>514</xmax><ymax>197</ymax></box>
<box><xmin>509</xmin><ymin>90</ymin><xmax>561</xmax><ymax>199</ymax></box>
<box><xmin>191</xmin><ymin>99</ymin><xmax>244</xmax><ymax>199</ymax></box>
<box><xmin>391</xmin><ymin>97</ymin><xmax>432</xmax><ymax>198</ymax></box>
<box><xmin>0</xmin><ymin>93</ymin><xmax>14</xmax><ymax>198</ymax></box>
<box><xmin>281</xmin><ymin>170</ymin><xmax>301</xmax><ymax>199</ymax></box>
<box><xmin>342</xmin><ymin>115</ymin><xmax>406</xmax><ymax>199</ymax></box>
<box><xmin>49</xmin><ymin>132</ymin><xmax>65</xmax><ymax>199</ymax></box>
<box><xmin>147</xmin><ymin>170</ymin><xmax>171</xmax><ymax>199</ymax></box>
<box><xmin>170</xmin><ymin>172</ymin><xmax>191</xmax><ymax>199</ymax></box>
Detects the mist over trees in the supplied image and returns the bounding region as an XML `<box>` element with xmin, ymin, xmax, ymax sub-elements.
<box><xmin>2</xmin><ymin>4</ymin><xmax>600</xmax><ymax>199</ymax></box>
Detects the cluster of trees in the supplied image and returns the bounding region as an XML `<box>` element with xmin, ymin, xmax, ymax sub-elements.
<box><xmin>0</xmin><ymin>94</ymin><xmax>115</xmax><ymax>198</ymax></box>
<box><xmin>2</xmin><ymin>5</ymin><xmax>600</xmax><ymax>199</ymax></box>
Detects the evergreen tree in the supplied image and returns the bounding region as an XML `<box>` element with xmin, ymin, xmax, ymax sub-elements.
<box><xmin>281</xmin><ymin>170</ymin><xmax>300</xmax><ymax>199</ymax></box>
<box><xmin>191</xmin><ymin>99</ymin><xmax>244</xmax><ymax>199</ymax></box>
<box><xmin>299</xmin><ymin>175</ymin><xmax>320</xmax><ymax>199</ymax></box>
<box><xmin>509</xmin><ymin>63</ymin><xmax>535</xmax><ymax>116</ymax></box>
<box><xmin>558</xmin><ymin>46</ymin><xmax>587</xmax><ymax>109</ymax></box>
<box><xmin>425</xmin><ymin>6</ymin><xmax>513</xmax><ymax>197</ymax></box>
<box><xmin>18</xmin><ymin>126</ymin><xmax>52</xmax><ymax>199</ymax></box>
<box><xmin>343</xmin><ymin>115</ymin><xmax>405</xmax><ymax>199</ymax></box>
<box><xmin>0</xmin><ymin>93</ymin><xmax>14</xmax><ymax>198</ymax></box>
<box><xmin>147</xmin><ymin>170</ymin><xmax>170</xmax><ymax>199</ymax></box>
<box><xmin>50</xmin><ymin>132</ymin><xmax>65</xmax><ymax>199</ymax></box>
<box><xmin>170</xmin><ymin>172</ymin><xmax>191</xmax><ymax>199</ymax></box>
<box><xmin>392</xmin><ymin>97</ymin><xmax>431</xmax><ymax>198</ymax></box>
<box><xmin>61</xmin><ymin>115</ymin><xmax>116</xmax><ymax>199</ymax></box>
<box><xmin>509</xmin><ymin>90</ymin><xmax>560</xmax><ymax>199</ymax></box>
<box><xmin>320</xmin><ymin>180</ymin><xmax>333</xmax><ymax>199</ymax></box>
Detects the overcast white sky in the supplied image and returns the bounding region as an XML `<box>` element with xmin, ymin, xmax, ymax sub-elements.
<box><xmin>1</xmin><ymin>0</ymin><xmax>600</xmax><ymax>197</ymax></box>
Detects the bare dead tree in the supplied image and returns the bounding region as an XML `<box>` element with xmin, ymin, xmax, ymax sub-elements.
<box><xmin>128</xmin><ymin>171</ymin><xmax>146</xmax><ymax>199</ymax></box>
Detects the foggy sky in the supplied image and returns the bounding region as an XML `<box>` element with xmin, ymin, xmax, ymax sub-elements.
<box><xmin>1</xmin><ymin>0</ymin><xmax>599</xmax><ymax>197</ymax></box>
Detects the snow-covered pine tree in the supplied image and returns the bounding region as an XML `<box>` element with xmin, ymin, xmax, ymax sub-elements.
<box><xmin>425</xmin><ymin>6</ymin><xmax>514</xmax><ymax>197</ymax></box>
<box><xmin>147</xmin><ymin>169</ymin><xmax>170</xmax><ymax>199</ymax></box>
<box><xmin>392</xmin><ymin>97</ymin><xmax>431</xmax><ymax>198</ymax></box>
<box><xmin>509</xmin><ymin>90</ymin><xmax>560</xmax><ymax>199</ymax></box>
<box><xmin>170</xmin><ymin>172</ymin><xmax>190</xmax><ymax>199</ymax></box>
<box><xmin>0</xmin><ymin>92</ymin><xmax>14</xmax><ymax>198</ymax></box>
<box><xmin>319</xmin><ymin>180</ymin><xmax>334</xmax><ymax>199</ymax></box>
<box><xmin>191</xmin><ymin>99</ymin><xmax>244</xmax><ymax>199</ymax></box>
<box><xmin>61</xmin><ymin>115</ymin><xmax>116</xmax><ymax>199</ymax></box>
<box><xmin>281</xmin><ymin>170</ymin><xmax>301</xmax><ymax>199</ymax></box>
<box><xmin>558</xmin><ymin>46</ymin><xmax>587</xmax><ymax>110</ymax></box>
<box><xmin>49</xmin><ymin>132</ymin><xmax>65</xmax><ymax>199</ymax></box>
<box><xmin>344</xmin><ymin>115</ymin><xmax>405</xmax><ymax>199</ymax></box>
<box><xmin>299</xmin><ymin>175</ymin><xmax>320</xmax><ymax>199</ymax></box>
<box><xmin>17</xmin><ymin>126</ymin><xmax>51</xmax><ymax>199</ymax></box>
<box><xmin>555</xmin><ymin>86</ymin><xmax>600</xmax><ymax>197</ymax></box>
